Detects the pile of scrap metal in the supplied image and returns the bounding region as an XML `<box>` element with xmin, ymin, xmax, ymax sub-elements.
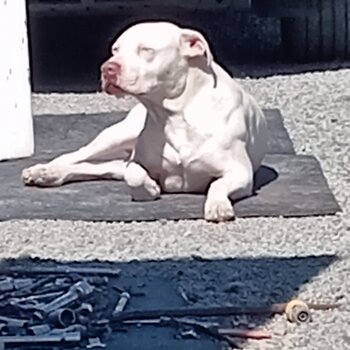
<box><xmin>0</xmin><ymin>265</ymin><xmax>120</xmax><ymax>349</ymax></box>
<box><xmin>0</xmin><ymin>264</ymin><xmax>341</xmax><ymax>349</ymax></box>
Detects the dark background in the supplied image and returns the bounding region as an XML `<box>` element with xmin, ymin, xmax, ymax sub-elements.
<box><xmin>27</xmin><ymin>9</ymin><xmax>350</xmax><ymax>93</ymax></box>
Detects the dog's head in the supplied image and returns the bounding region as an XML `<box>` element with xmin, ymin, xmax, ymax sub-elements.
<box><xmin>100</xmin><ymin>21</ymin><xmax>213</xmax><ymax>99</ymax></box>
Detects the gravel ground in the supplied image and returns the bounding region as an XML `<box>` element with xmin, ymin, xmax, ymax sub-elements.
<box><xmin>1</xmin><ymin>67</ymin><xmax>350</xmax><ymax>349</ymax></box>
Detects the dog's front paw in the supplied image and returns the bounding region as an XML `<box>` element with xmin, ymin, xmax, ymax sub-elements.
<box><xmin>125</xmin><ymin>161</ymin><xmax>161</xmax><ymax>201</ymax></box>
<box><xmin>22</xmin><ymin>164</ymin><xmax>66</xmax><ymax>187</ymax></box>
<box><xmin>204</xmin><ymin>196</ymin><xmax>235</xmax><ymax>223</ymax></box>
<box><xmin>130</xmin><ymin>179</ymin><xmax>161</xmax><ymax>201</ymax></box>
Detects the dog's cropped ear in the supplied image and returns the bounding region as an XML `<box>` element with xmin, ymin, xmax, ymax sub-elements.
<box><xmin>180</xmin><ymin>28</ymin><xmax>213</xmax><ymax>67</ymax></box>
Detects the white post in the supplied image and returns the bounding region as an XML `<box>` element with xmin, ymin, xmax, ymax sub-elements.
<box><xmin>0</xmin><ymin>0</ymin><xmax>34</xmax><ymax>161</ymax></box>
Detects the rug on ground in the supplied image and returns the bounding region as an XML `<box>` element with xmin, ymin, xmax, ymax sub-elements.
<box><xmin>0</xmin><ymin>109</ymin><xmax>341</xmax><ymax>221</ymax></box>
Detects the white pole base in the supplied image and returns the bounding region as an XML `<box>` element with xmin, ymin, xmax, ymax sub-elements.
<box><xmin>0</xmin><ymin>0</ymin><xmax>34</xmax><ymax>161</ymax></box>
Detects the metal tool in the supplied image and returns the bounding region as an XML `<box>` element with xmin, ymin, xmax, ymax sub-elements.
<box><xmin>86</xmin><ymin>337</ymin><xmax>106</xmax><ymax>348</ymax></box>
<box><xmin>0</xmin><ymin>265</ymin><xmax>120</xmax><ymax>276</ymax></box>
<box><xmin>48</xmin><ymin>308</ymin><xmax>77</xmax><ymax>328</ymax></box>
<box><xmin>169</xmin><ymin>317</ymin><xmax>241</xmax><ymax>348</ymax></box>
<box><xmin>121</xmin><ymin>317</ymin><xmax>238</xmax><ymax>348</ymax></box>
<box><xmin>0</xmin><ymin>316</ymin><xmax>28</xmax><ymax>328</ymax></box>
<box><xmin>76</xmin><ymin>303</ymin><xmax>93</xmax><ymax>324</ymax></box>
<box><xmin>0</xmin><ymin>278</ymin><xmax>14</xmax><ymax>293</ymax></box>
<box><xmin>285</xmin><ymin>299</ymin><xmax>312</xmax><ymax>324</ymax></box>
<box><xmin>39</xmin><ymin>280</ymin><xmax>94</xmax><ymax>315</ymax></box>
<box><xmin>0</xmin><ymin>332</ymin><xmax>81</xmax><ymax>349</ymax></box>
<box><xmin>112</xmin><ymin>299</ymin><xmax>340</xmax><ymax>322</ymax></box>
<box><xmin>13</xmin><ymin>279</ymin><xmax>34</xmax><ymax>291</ymax></box>
<box><xmin>4</xmin><ymin>276</ymin><xmax>57</xmax><ymax>299</ymax></box>
<box><xmin>10</xmin><ymin>299</ymin><xmax>43</xmax><ymax>311</ymax></box>
<box><xmin>125</xmin><ymin>316</ymin><xmax>271</xmax><ymax>345</ymax></box>
<box><xmin>50</xmin><ymin>324</ymin><xmax>87</xmax><ymax>336</ymax></box>
<box><xmin>217</xmin><ymin>328</ymin><xmax>272</xmax><ymax>340</ymax></box>
<box><xmin>0</xmin><ymin>278</ymin><xmax>32</xmax><ymax>292</ymax></box>
<box><xmin>28</xmin><ymin>324</ymin><xmax>51</xmax><ymax>336</ymax></box>
<box><xmin>112</xmin><ymin>292</ymin><xmax>131</xmax><ymax>316</ymax></box>
<box><xmin>9</xmin><ymin>291</ymin><xmax>63</xmax><ymax>305</ymax></box>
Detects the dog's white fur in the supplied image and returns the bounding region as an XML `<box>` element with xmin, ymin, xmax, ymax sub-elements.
<box><xmin>22</xmin><ymin>21</ymin><xmax>268</xmax><ymax>222</ymax></box>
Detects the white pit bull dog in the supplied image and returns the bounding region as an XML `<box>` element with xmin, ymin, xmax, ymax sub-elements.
<box><xmin>22</xmin><ymin>21</ymin><xmax>268</xmax><ymax>222</ymax></box>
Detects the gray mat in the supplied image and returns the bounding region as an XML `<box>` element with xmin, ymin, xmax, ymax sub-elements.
<box><xmin>33</xmin><ymin>109</ymin><xmax>295</xmax><ymax>157</ymax></box>
<box><xmin>0</xmin><ymin>109</ymin><xmax>341</xmax><ymax>222</ymax></box>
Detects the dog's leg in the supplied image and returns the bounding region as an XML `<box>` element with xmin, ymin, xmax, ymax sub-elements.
<box><xmin>22</xmin><ymin>103</ymin><xmax>146</xmax><ymax>186</ymax></box>
<box><xmin>204</xmin><ymin>158</ymin><xmax>253</xmax><ymax>223</ymax></box>
<box><xmin>124</xmin><ymin>161</ymin><xmax>161</xmax><ymax>201</ymax></box>
<box><xmin>23</xmin><ymin>160</ymin><xmax>127</xmax><ymax>187</ymax></box>
<box><xmin>54</xmin><ymin>103</ymin><xmax>146</xmax><ymax>165</ymax></box>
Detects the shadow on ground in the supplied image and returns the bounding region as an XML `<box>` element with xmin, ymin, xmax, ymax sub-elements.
<box><xmin>253</xmin><ymin>165</ymin><xmax>278</xmax><ymax>192</ymax></box>
<box><xmin>0</xmin><ymin>254</ymin><xmax>338</xmax><ymax>349</ymax></box>
<box><xmin>27</xmin><ymin>10</ymin><xmax>350</xmax><ymax>93</ymax></box>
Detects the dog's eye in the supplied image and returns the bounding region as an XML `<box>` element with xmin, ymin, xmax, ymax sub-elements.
<box><xmin>138</xmin><ymin>46</ymin><xmax>155</xmax><ymax>61</ymax></box>
<box><xmin>112</xmin><ymin>45</ymin><xmax>119</xmax><ymax>55</ymax></box>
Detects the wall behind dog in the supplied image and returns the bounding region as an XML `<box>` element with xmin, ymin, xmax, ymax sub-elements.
<box><xmin>27</xmin><ymin>8</ymin><xmax>280</xmax><ymax>93</ymax></box>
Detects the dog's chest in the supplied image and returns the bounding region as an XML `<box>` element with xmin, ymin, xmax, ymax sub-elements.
<box><xmin>163</xmin><ymin>116</ymin><xmax>221</xmax><ymax>173</ymax></box>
